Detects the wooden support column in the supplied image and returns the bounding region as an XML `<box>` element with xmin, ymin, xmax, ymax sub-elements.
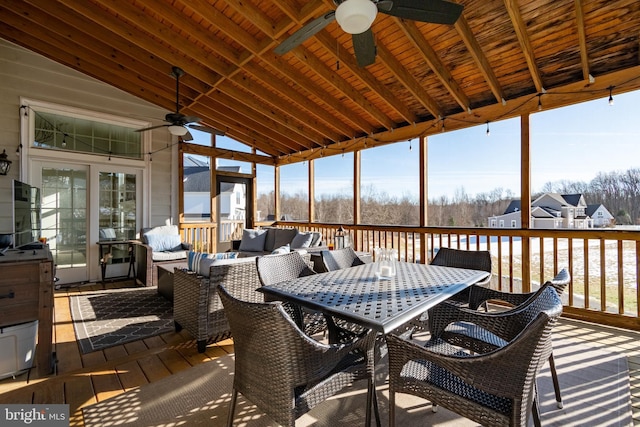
<box><xmin>274</xmin><ymin>165</ymin><xmax>281</xmax><ymax>223</ymax></box>
<box><xmin>520</xmin><ymin>114</ymin><xmax>532</xmax><ymax>292</ymax></box>
<box><xmin>354</xmin><ymin>150</ymin><xmax>361</xmax><ymax>247</ymax></box>
<box><xmin>419</xmin><ymin>135</ymin><xmax>428</xmax><ymax>264</ymax></box>
<box><xmin>309</xmin><ymin>159</ymin><xmax>315</xmax><ymax>223</ymax></box>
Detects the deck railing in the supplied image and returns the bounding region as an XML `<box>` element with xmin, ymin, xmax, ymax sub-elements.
<box><xmin>280</xmin><ymin>222</ymin><xmax>640</xmax><ymax>331</ymax></box>
<box><xmin>178</xmin><ymin>220</ymin><xmax>640</xmax><ymax>331</ymax></box>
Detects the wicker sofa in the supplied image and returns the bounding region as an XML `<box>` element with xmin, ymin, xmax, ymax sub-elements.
<box><xmin>173</xmin><ymin>252</ymin><xmax>314</xmax><ymax>353</ymax></box>
<box><xmin>231</xmin><ymin>227</ymin><xmax>325</xmax><ymax>257</ymax></box>
<box><xmin>172</xmin><ymin>256</ymin><xmax>263</xmax><ymax>352</ymax></box>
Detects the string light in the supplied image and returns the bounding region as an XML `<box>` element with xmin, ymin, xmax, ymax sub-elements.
<box><xmin>486</xmin><ymin>121</ymin><xmax>490</xmax><ymax>136</ymax></box>
<box><xmin>108</xmin><ymin>151</ymin><xmax>112</xmax><ymax>161</ymax></box>
<box><xmin>441</xmin><ymin>118</ymin><xmax>446</xmax><ymax>133</ymax></box>
<box><xmin>409</xmin><ymin>140</ymin><xmax>412</xmax><ymax>151</ymax></box>
<box><xmin>16</xmin><ymin>143</ymin><xmax>22</xmax><ymax>155</ymax></box>
<box><xmin>537</xmin><ymin>94</ymin><xmax>543</xmax><ymax>111</ymax></box>
<box><xmin>608</xmin><ymin>86</ymin><xmax>614</xmax><ymax>106</ymax></box>
<box><xmin>148</xmin><ymin>152</ymin><xmax>152</xmax><ymax>162</ymax></box>
<box><xmin>62</xmin><ymin>133</ymin><xmax>67</xmax><ymax>148</ymax></box>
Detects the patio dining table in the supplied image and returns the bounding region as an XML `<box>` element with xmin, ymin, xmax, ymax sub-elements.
<box><xmin>260</xmin><ymin>261</ymin><xmax>491</xmax><ymax>335</ymax></box>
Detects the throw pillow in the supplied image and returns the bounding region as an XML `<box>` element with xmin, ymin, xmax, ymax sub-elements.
<box><xmin>291</xmin><ymin>231</ymin><xmax>313</xmax><ymax>249</ymax></box>
<box><xmin>215</xmin><ymin>252</ymin><xmax>239</xmax><ymax>260</ymax></box>
<box><xmin>188</xmin><ymin>251</ymin><xmax>210</xmax><ymax>272</ymax></box>
<box><xmin>145</xmin><ymin>233</ymin><xmax>182</xmax><ymax>252</ymax></box>
<box><xmin>271</xmin><ymin>244</ymin><xmax>291</xmax><ymax>255</ymax></box>
<box><xmin>238</xmin><ymin>228</ymin><xmax>267</xmax><ymax>252</ymax></box>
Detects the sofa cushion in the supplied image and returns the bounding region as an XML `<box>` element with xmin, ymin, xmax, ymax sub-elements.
<box><xmin>271</xmin><ymin>244</ymin><xmax>291</xmax><ymax>255</ymax></box>
<box><xmin>152</xmin><ymin>250</ymin><xmax>188</xmax><ymax>262</ymax></box>
<box><xmin>264</xmin><ymin>227</ymin><xmax>298</xmax><ymax>252</ymax></box>
<box><xmin>238</xmin><ymin>228</ymin><xmax>267</xmax><ymax>252</ymax></box>
<box><xmin>291</xmin><ymin>231</ymin><xmax>313</xmax><ymax>249</ymax></box>
<box><xmin>310</xmin><ymin>232</ymin><xmax>322</xmax><ymax>247</ymax></box>
<box><xmin>142</xmin><ymin>224</ymin><xmax>180</xmax><ymax>244</ymax></box>
<box><xmin>145</xmin><ymin>233</ymin><xmax>182</xmax><ymax>252</ymax></box>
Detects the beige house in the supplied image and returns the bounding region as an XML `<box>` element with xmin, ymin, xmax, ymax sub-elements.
<box><xmin>488</xmin><ymin>193</ymin><xmax>612</xmax><ymax>229</ymax></box>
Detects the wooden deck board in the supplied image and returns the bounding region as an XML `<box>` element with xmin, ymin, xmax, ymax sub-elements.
<box><xmin>0</xmin><ymin>283</ymin><xmax>637</xmax><ymax>426</ymax></box>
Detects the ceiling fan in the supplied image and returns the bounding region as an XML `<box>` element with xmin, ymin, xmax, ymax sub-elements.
<box><xmin>135</xmin><ymin>66</ymin><xmax>224</xmax><ymax>141</ymax></box>
<box><xmin>274</xmin><ymin>0</ymin><xmax>463</xmax><ymax>67</ymax></box>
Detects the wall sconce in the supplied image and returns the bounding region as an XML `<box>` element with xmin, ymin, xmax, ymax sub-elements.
<box><xmin>0</xmin><ymin>150</ymin><xmax>12</xmax><ymax>175</ymax></box>
<box><xmin>334</xmin><ymin>225</ymin><xmax>351</xmax><ymax>249</ymax></box>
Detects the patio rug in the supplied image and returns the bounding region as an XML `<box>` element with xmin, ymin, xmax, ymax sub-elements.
<box><xmin>70</xmin><ymin>287</ymin><xmax>173</xmax><ymax>354</ymax></box>
<box><xmin>82</xmin><ymin>336</ymin><xmax>632</xmax><ymax>426</ymax></box>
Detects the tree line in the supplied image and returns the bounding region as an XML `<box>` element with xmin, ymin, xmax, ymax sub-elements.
<box><xmin>257</xmin><ymin>167</ymin><xmax>640</xmax><ymax>227</ymax></box>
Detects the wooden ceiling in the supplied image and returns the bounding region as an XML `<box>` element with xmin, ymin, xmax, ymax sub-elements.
<box><xmin>2</xmin><ymin>0</ymin><xmax>640</xmax><ymax>164</ymax></box>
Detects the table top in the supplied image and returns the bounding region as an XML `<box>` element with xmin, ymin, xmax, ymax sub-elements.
<box><xmin>260</xmin><ymin>262</ymin><xmax>490</xmax><ymax>334</ymax></box>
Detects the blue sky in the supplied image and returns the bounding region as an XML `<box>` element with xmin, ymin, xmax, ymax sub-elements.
<box><xmin>212</xmin><ymin>89</ymin><xmax>640</xmax><ymax>200</ymax></box>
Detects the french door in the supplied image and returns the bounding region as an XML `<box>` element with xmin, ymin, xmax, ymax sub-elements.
<box><xmin>32</xmin><ymin>161</ymin><xmax>142</xmax><ymax>285</ymax></box>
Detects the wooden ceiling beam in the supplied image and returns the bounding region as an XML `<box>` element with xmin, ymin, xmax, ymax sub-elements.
<box><xmin>315</xmin><ymin>31</ymin><xmax>418</xmax><ymax>124</ymax></box>
<box><xmin>574</xmin><ymin>0</ymin><xmax>591</xmax><ymax>82</ymax></box>
<box><xmin>375</xmin><ymin>41</ymin><xmax>443</xmax><ymax>119</ymax></box>
<box><xmin>288</xmin><ymin>44</ymin><xmax>395</xmax><ymax>129</ymax></box>
<box><xmin>221</xmin><ymin>80</ymin><xmax>336</xmax><ymax>145</ymax></box>
<box><xmin>504</xmin><ymin>0</ymin><xmax>545</xmax><ymax>93</ymax></box>
<box><xmin>53</xmin><ymin>0</ymin><xmax>223</xmax><ymax>87</ymax></box>
<box><xmin>183</xmin><ymin>144</ymin><xmax>274</xmax><ymax>165</ymax></box>
<box><xmin>242</xmin><ymin>62</ymin><xmax>354</xmax><ymax>138</ymax></box>
<box><xmin>397</xmin><ymin>19</ymin><xmax>471</xmax><ymax>112</ymax></box>
<box><xmin>454</xmin><ymin>15</ymin><xmax>506</xmax><ymax>105</ymax></box>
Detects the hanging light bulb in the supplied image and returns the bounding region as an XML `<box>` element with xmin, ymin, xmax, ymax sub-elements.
<box><xmin>608</xmin><ymin>86</ymin><xmax>614</xmax><ymax>106</ymax></box>
<box><xmin>537</xmin><ymin>94</ymin><xmax>543</xmax><ymax>111</ymax></box>
<box><xmin>441</xmin><ymin>118</ymin><xmax>446</xmax><ymax>133</ymax></box>
<box><xmin>486</xmin><ymin>121</ymin><xmax>490</xmax><ymax>136</ymax></box>
<box><xmin>335</xmin><ymin>0</ymin><xmax>378</xmax><ymax>34</ymax></box>
<box><xmin>409</xmin><ymin>140</ymin><xmax>413</xmax><ymax>151</ymax></box>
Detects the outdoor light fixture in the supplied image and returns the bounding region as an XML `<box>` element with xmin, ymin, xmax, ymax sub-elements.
<box><xmin>335</xmin><ymin>0</ymin><xmax>378</xmax><ymax>34</ymax></box>
<box><xmin>608</xmin><ymin>86</ymin><xmax>614</xmax><ymax>106</ymax></box>
<box><xmin>0</xmin><ymin>149</ymin><xmax>12</xmax><ymax>175</ymax></box>
<box><xmin>334</xmin><ymin>225</ymin><xmax>351</xmax><ymax>249</ymax></box>
<box><xmin>167</xmin><ymin>125</ymin><xmax>188</xmax><ymax>136</ymax></box>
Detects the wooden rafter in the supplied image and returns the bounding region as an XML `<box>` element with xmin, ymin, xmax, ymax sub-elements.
<box><xmin>574</xmin><ymin>0</ymin><xmax>591</xmax><ymax>82</ymax></box>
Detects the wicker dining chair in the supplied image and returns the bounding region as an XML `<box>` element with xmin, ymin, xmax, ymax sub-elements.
<box><xmin>458</xmin><ymin>267</ymin><xmax>571</xmax><ymax>408</ymax></box>
<box><xmin>256</xmin><ymin>251</ymin><xmax>327</xmax><ymax>336</ymax></box>
<box><xmin>218</xmin><ymin>284</ymin><xmax>380</xmax><ymax>427</ymax></box>
<box><xmin>430</xmin><ymin>247</ymin><xmax>492</xmax><ymax>304</ymax></box>
<box><xmin>387</xmin><ymin>285</ymin><xmax>563</xmax><ymax>427</ymax></box>
<box><xmin>319</xmin><ymin>247</ymin><xmax>366</xmax><ymax>272</ymax></box>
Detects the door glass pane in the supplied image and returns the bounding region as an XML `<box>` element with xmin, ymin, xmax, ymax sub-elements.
<box><xmin>218</xmin><ymin>180</ymin><xmax>247</xmax><ymax>251</ymax></box>
<box><xmin>41</xmin><ymin>168</ymin><xmax>87</xmax><ymax>268</ymax></box>
<box><xmin>99</xmin><ymin>172</ymin><xmax>137</xmax><ymax>263</ymax></box>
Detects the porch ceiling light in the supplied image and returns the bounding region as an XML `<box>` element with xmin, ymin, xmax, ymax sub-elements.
<box><xmin>0</xmin><ymin>149</ymin><xmax>12</xmax><ymax>175</ymax></box>
<box><xmin>167</xmin><ymin>125</ymin><xmax>188</xmax><ymax>136</ymax></box>
<box><xmin>335</xmin><ymin>0</ymin><xmax>377</xmax><ymax>34</ymax></box>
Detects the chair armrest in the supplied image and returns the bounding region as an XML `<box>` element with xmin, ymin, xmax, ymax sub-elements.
<box><xmin>468</xmin><ymin>286</ymin><xmax>531</xmax><ymax>310</ymax></box>
<box><xmin>181</xmin><ymin>242</ymin><xmax>193</xmax><ymax>251</ymax></box>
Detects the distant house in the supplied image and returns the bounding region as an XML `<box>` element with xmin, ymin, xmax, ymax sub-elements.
<box><xmin>586</xmin><ymin>204</ymin><xmax>615</xmax><ymax>227</ymax></box>
<box><xmin>183</xmin><ymin>157</ymin><xmax>246</xmax><ymax>221</ymax></box>
<box><xmin>488</xmin><ymin>193</ymin><xmax>614</xmax><ymax>229</ymax></box>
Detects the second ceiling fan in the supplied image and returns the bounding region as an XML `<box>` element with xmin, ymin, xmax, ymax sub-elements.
<box><xmin>274</xmin><ymin>0</ymin><xmax>464</xmax><ymax>67</ymax></box>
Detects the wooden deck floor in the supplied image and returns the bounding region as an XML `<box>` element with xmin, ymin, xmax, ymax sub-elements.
<box><xmin>0</xmin><ymin>282</ymin><xmax>638</xmax><ymax>426</ymax></box>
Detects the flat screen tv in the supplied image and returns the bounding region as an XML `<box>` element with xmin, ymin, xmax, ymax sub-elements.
<box><xmin>13</xmin><ymin>180</ymin><xmax>41</xmax><ymax>248</ymax></box>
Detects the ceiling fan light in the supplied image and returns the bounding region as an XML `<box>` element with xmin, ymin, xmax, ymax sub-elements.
<box><xmin>167</xmin><ymin>125</ymin><xmax>188</xmax><ymax>136</ymax></box>
<box><xmin>336</xmin><ymin>0</ymin><xmax>377</xmax><ymax>34</ymax></box>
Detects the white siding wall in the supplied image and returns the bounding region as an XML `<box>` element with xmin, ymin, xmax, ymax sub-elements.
<box><xmin>0</xmin><ymin>40</ymin><xmax>177</xmax><ymax>232</ymax></box>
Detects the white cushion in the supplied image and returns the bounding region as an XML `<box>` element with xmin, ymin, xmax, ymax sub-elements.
<box><xmin>271</xmin><ymin>244</ymin><xmax>291</xmax><ymax>255</ymax></box>
<box><xmin>145</xmin><ymin>233</ymin><xmax>182</xmax><ymax>252</ymax></box>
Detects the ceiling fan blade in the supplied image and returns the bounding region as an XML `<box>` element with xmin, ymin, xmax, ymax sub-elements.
<box><xmin>379</xmin><ymin>0</ymin><xmax>463</xmax><ymax>25</ymax></box>
<box><xmin>183</xmin><ymin>115</ymin><xmax>201</xmax><ymax>124</ymax></box>
<box><xmin>182</xmin><ymin>130</ymin><xmax>194</xmax><ymax>142</ymax></box>
<box><xmin>274</xmin><ymin>11</ymin><xmax>336</xmax><ymax>55</ymax></box>
<box><xmin>134</xmin><ymin>124</ymin><xmax>168</xmax><ymax>132</ymax></box>
<box><xmin>353</xmin><ymin>29</ymin><xmax>377</xmax><ymax>67</ymax></box>
<box><xmin>187</xmin><ymin>124</ymin><xmax>225</xmax><ymax>136</ymax></box>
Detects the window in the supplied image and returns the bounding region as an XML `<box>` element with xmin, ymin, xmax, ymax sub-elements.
<box><xmin>499</xmin><ymin>220</ymin><xmax>504</xmax><ymax>227</ymax></box>
<box><xmin>34</xmin><ymin>111</ymin><xmax>141</xmax><ymax>159</ymax></box>
<box><xmin>511</xmin><ymin>220</ymin><xmax>517</xmax><ymax>227</ymax></box>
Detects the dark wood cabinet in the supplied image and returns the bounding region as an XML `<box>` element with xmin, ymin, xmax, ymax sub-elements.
<box><xmin>0</xmin><ymin>248</ymin><xmax>54</xmax><ymax>376</ymax></box>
